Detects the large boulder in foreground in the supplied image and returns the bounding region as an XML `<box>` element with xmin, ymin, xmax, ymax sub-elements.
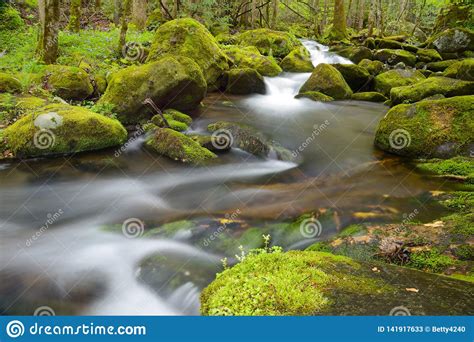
<box><xmin>373</xmin><ymin>69</ymin><xmax>425</xmax><ymax>96</ymax></box>
<box><xmin>146</xmin><ymin>18</ymin><xmax>229</xmax><ymax>89</ymax></box>
<box><xmin>333</xmin><ymin>63</ymin><xmax>371</xmax><ymax>92</ymax></box>
<box><xmin>236</xmin><ymin>29</ymin><xmax>301</xmax><ymax>58</ymax></box>
<box><xmin>442</xmin><ymin>59</ymin><xmax>474</xmax><ymax>81</ymax></box>
<box><xmin>201</xmin><ymin>250</ymin><xmax>473</xmax><ymax>315</ymax></box>
<box><xmin>280</xmin><ymin>47</ymin><xmax>314</xmax><ymax>72</ymax></box>
<box><xmin>374</xmin><ymin>96</ymin><xmax>473</xmax><ymax>158</ymax></box>
<box><xmin>223</xmin><ymin>45</ymin><xmax>282</xmax><ymax>77</ymax></box>
<box><xmin>427</xmin><ymin>28</ymin><xmax>474</xmax><ymax>53</ymax></box>
<box><xmin>42</xmin><ymin>65</ymin><xmax>94</xmax><ymax>101</ymax></box>
<box><xmin>99</xmin><ymin>56</ymin><xmax>206</xmax><ymax>124</ymax></box>
<box><xmin>145</xmin><ymin>128</ymin><xmax>216</xmax><ymax>165</ymax></box>
<box><xmin>299</xmin><ymin>64</ymin><xmax>352</xmax><ymax>99</ymax></box>
<box><xmin>225</xmin><ymin>68</ymin><xmax>265</xmax><ymax>95</ymax></box>
<box><xmin>2</xmin><ymin>104</ymin><xmax>127</xmax><ymax>158</ymax></box>
<box><xmin>390</xmin><ymin>76</ymin><xmax>474</xmax><ymax>105</ymax></box>
<box><xmin>374</xmin><ymin>49</ymin><xmax>417</xmax><ymax>66</ymax></box>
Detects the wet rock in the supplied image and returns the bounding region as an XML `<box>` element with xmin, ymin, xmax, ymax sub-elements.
<box><xmin>374</xmin><ymin>49</ymin><xmax>417</xmax><ymax>67</ymax></box>
<box><xmin>224</xmin><ymin>68</ymin><xmax>266</xmax><ymax>95</ymax></box>
<box><xmin>351</xmin><ymin>92</ymin><xmax>387</xmax><ymax>102</ymax></box>
<box><xmin>427</xmin><ymin>27</ymin><xmax>474</xmax><ymax>53</ymax></box>
<box><xmin>333</xmin><ymin>63</ymin><xmax>371</xmax><ymax>92</ymax></box>
<box><xmin>295</xmin><ymin>91</ymin><xmax>334</xmax><ymax>102</ymax></box>
<box><xmin>299</xmin><ymin>63</ymin><xmax>352</xmax><ymax>99</ymax></box>
<box><xmin>358</xmin><ymin>59</ymin><xmax>385</xmax><ymax>75</ymax></box>
<box><xmin>334</xmin><ymin>46</ymin><xmax>373</xmax><ymax>64</ymax></box>
<box><xmin>223</xmin><ymin>45</ymin><xmax>282</xmax><ymax>77</ymax></box>
<box><xmin>373</xmin><ymin>69</ymin><xmax>426</xmax><ymax>96</ymax></box>
<box><xmin>280</xmin><ymin>47</ymin><xmax>314</xmax><ymax>72</ymax></box>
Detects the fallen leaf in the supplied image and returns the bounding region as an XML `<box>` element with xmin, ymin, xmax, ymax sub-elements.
<box><xmin>405</xmin><ymin>288</ymin><xmax>419</xmax><ymax>293</ymax></box>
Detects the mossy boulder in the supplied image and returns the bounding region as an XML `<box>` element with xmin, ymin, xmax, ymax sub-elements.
<box><xmin>279</xmin><ymin>47</ymin><xmax>313</xmax><ymax>72</ymax></box>
<box><xmin>374</xmin><ymin>96</ymin><xmax>474</xmax><ymax>158</ymax></box>
<box><xmin>145</xmin><ymin>127</ymin><xmax>216</xmax><ymax>164</ymax></box>
<box><xmin>225</xmin><ymin>68</ymin><xmax>265</xmax><ymax>95</ymax></box>
<box><xmin>333</xmin><ymin>64</ymin><xmax>371</xmax><ymax>92</ymax></box>
<box><xmin>428</xmin><ymin>28</ymin><xmax>474</xmax><ymax>53</ymax></box>
<box><xmin>334</xmin><ymin>46</ymin><xmax>373</xmax><ymax>64</ymax></box>
<box><xmin>99</xmin><ymin>56</ymin><xmax>206</xmax><ymax>124</ymax></box>
<box><xmin>426</xmin><ymin>59</ymin><xmax>460</xmax><ymax>72</ymax></box>
<box><xmin>2</xmin><ymin>103</ymin><xmax>127</xmax><ymax>158</ymax></box>
<box><xmin>374</xmin><ymin>49</ymin><xmax>417</xmax><ymax>67</ymax></box>
<box><xmin>390</xmin><ymin>76</ymin><xmax>474</xmax><ymax>105</ymax></box>
<box><xmin>416</xmin><ymin>49</ymin><xmax>443</xmax><ymax>63</ymax></box>
<box><xmin>215</xmin><ymin>33</ymin><xmax>238</xmax><ymax>45</ymax></box>
<box><xmin>351</xmin><ymin>92</ymin><xmax>387</xmax><ymax>102</ymax></box>
<box><xmin>0</xmin><ymin>4</ymin><xmax>24</xmax><ymax>31</ymax></box>
<box><xmin>163</xmin><ymin>109</ymin><xmax>192</xmax><ymax>125</ymax></box>
<box><xmin>0</xmin><ymin>94</ymin><xmax>48</xmax><ymax>125</ymax></box>
<box><xmin>188</xmin><ymin>134</ymin><xmax>231</xmax><ymax>152</ymax></box>
<box><xmin>146</xmin><ymin>18</ymin><xmax>229</xmax><ymax>89</ymax></box>
<box><xmin>295</xmin><ymin>91</ymin><xmax>334</xmax><ymax>102</ymax></box>
<box><xmin>150</xmin><ymin>109</ymin><xmax>192</xmax><ymax>132</ymax></box>
<box><xmin>42</xmin><ymin>65</ymin><xmax>94</xmax><ymax>101</ymax></box>
<box><xmin>299</xmin><ymin>64</ymin><xmax>352</xmax><ymax>100</ymax></box>
<box><xmin>0</xmin><ymin>73</ymin><xmax>22</xmax><ymax>93</ymax></box>
<box><xmin>236</xmin><ymin>28</ymin><xmax>302</xmax><ymax>58</ymax></box>
<box><xmin>223</xmin><ymin>45</ymin><xmax>282</xmax><ymax>77</ymax></box>
<box><xmin>358</xmin><ymin>59</ymin><xmax>385</xmax><ymax>75</ymax></box>
<box><xmin>373</xmin><ymin>69</ymin><xmax>426</xmax><ymax>96</ymax></box>
<box><xmin>442</xmin><ymin>59</ymin><xmax>474</xmax><ymax>81</ymax></box>
<box><xmin>201</xmin><ymin>250</ymin><xmax>473</xmax><ymax>315</ymax></box>
<box><xmin>374</xmin><ymin>38</ymin><xmax>418</xmax><ymax>53</ymax></box>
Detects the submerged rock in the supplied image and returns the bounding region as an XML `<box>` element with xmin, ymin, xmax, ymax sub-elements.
<box><xmin>236</xmin><ymin>28</ymin><xmax>302</xmax><ymax>58</ymax></box>
<box><xmin>224</xmin><ymin>68</ymin><xmax>265</xmax><ymax>95</ymax></box>
<box><xmin>42</xmin><ymin>65</ymin><xmax>94</xmax><ymax>101</ymax></box>
<box><xmin>351</xmin><ymin>92</ymin><xmax>387</xmax><ymax>102</ymax></box>
<box><xmin>2</xmin><ymin>103</ymin><xmax>127</xmax><ymax>158</ymax></box>
<box><xmin>223</xmin><ymin>45</ymin><xmax>282</xmax><ymax>77</ymax></box>
<box><xmin>374</xmin><ymin>49</ymin><xmax>417</xmax><ymax>67</ymax></box>
<box><xmin>374</xmin><ymin>96</ymin><xmax>474</xmax><ymax>158</ymax></box>
<box><xmin>373</xmin><ymin>69</ymin><xmax>426</xmax><ymax>96</ymax></box>
<box><xmin>442</xmin><ymin>58</ymin><xmax>474</xmax><ymax>81</ymax></box>
<box><xmin>99</xmin><ymin>56</ymin><xmax>206</xmax><ymax>124</ymax></box>
<box><xmin>390</xmin><ymin>76</ymin><xmax>474</xmax><ymax>105</ymax></box>
<box><xmin>299</xmin><ymin>64</ymin><xmax>352</xmax><ymax>99</ymax></box>
<box><xmin>146</xmin><ymin>18</ymin><xmax>229</xmax><ymax>89</ymax></box>
<box><xmin>201</xmin><ymin>250</ymin><xmax>474</xmax><ymax>315</ymax></box>
<box><xmin>0</xmin><ymin>73</ymin><xmax>22</xmax><ymax>93</ymax></box>
<box><xmin>279</xmin><ymin>47</ymin><xmax>314</xmax><ymax>72</ymax></box>
<box><xmin>145</xmin><ymin>128</ymin><xmax>216</xmax><ymax>164</ymax></box>
<box><xmin>333</xmin><ymin>63</ymin><xmax>371</xmax><ymax>92</ymax></box>
<box><xmin>295</xmin><ymin>91</ymin><xmax>334</xmax><ymax>102</ymax></box>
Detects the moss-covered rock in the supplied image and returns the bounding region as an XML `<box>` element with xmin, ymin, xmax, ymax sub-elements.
<box><xmin>279</xmin><ymin>47</ymin><xmax>313</xmax><ymax>72</ymax></box>
<box><xmin>417</xmin><ymin>157</ymin><xmax>474</xmax><ymax>184</ymax></box>
<box><xmin>416</xmin><ymin>49</ymin><xmax>443</xmax><ymax>63</ymax></box>
<box><xmin>374</xmin><ymin>49</ymin><xmax>417</xmax><ymax>67</ymax></box>
<box><xmin>374</xmin><ymin>96</ymin><xmax>474</xmax><ymax>158</ymax></box>
<box><xmin>236</xmin><ymin>29</ymin><xmax>302</xmax><ymax>58</ymax></box>
<box><xmin>215</xmin><ymin>33</ymin><xmax>238</xmax><ymax>45</ymax></box>
<box><xmin>0</xmin><ymin>4</ymin><xmax>24</xmax><ymax>31</ymax></box>
<box><xmin>334</xmin><ymin>46</ymin><xmax>373</xmax><ymax>64</ymax></box>
<box><xmin>2</xmin><ymin>103</ymin><xmax>127</xmax><ymax>158</ymax></box>
<box><xmin>0</xmin><ymin>73</ymin><xmax>22</xmax><ymax>93</ymax></box>
<box><xmin>0</xmin><ymin>94</ymin><xmax>47</xmax><ymax>126</ymax></box>
<box><xmin>295</xmin><ymin>91</ymin><xmax>334</xmax><ymax>102</ymax></box>
<box><xmin>351</xmin><ymin>92</ymin><xmax>387</xmax><ymax>102</ymax></box>
<box><xmin>188</xmin><ymin>134</ymin><xmax>231</xmax><ymax>152</ymax></box>
<box><xmin>358</xmin><ymin>59</ymin><xmax>385</xmax><ymax>75</ymax></box>
<box><xmin>145</xmin><ymin>8</ymin><xmax>166</xmax><ymax>31</ymax></box>
<box><xmin>225</xmin><ymin>68</ymin><xmax>265</xmax><ymax>95</ymax></box>
<box><xmin>299</xmin><ymin>64</ymin><xmax>352</xmax><ymax>99</ymax></box>
<box><xmin>42</xmin><ymin>65</ymin><xmax>94</xmax><ymax>101</ymax></box>
<box><xmin>373</xmin><ymin>69</ymin><xmax>426</xmax><ymax>96</ymax></box>
<box><xmin>390</xmin><ymin>76</ymin><xmax>474</xmax><ymax>105</ymax></box>
<box><xmin>98</xmin><ymin>56</ymin><xmax>206</xmax><ymax>124</ymax></box>
<box><xmin>374</xmin><ymin>38</ymin><xmax>418</xmax><ymax>53</ymax></box>
<box><xmin>426</xmin><ymin>59</ymin><xmax>460</xmax><ymax>72</ymax></box>
<box><xmin>222</xmin><ymin>45</ymin><xmax>282</xmax><ymax>77</ymax></box>
<box><xmin>201</xmin><ymin>250</ymin><xmax>473</xmax><ymax>315</ymax></box>
<box><xmin>151</xmin><ymin>114</ymin><xmax>189</xmax><ymax>132</ymax></box>
<box><xmin>333</xmin><ymin>63</ymin><xmax>371</xmax><ymax>92</ymax></box>
<box><xmin>146</xmin><ymin>18</ymin><xmax>229</xmax><ymax>89</ymax></box>
<box><xmin>427</xmin><ymin>28</ymin><xmax>474</xmax><ymax>53</ymax></box>
<box><xmin>145</xmin><ymin>127</ymin><xmax>216</xmax><ymax>164</ymax></box>
<box><xmin>163</xmin><ymin>109</ymin><xmax>192</xmax><ymax>125</ymax></box>
<box><xmin>442</xmin><ymin>59</ymin><xmax>474</xmax><ymax>81</ymax></box>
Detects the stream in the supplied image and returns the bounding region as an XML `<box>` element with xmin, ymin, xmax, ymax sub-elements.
<box><xmin>0</xmin><ymin>40</ymin><xmax>465</xmax><ymax>315</ymax></box>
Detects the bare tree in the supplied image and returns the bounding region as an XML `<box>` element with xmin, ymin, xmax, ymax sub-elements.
<box><xmin>37</xmin><ymin>0</ymin><xmax>60</xmax><ymax>64</ymax></box>
<box><xmin>118</xmin><ymin>0</ymin><xmax>132</xmax><ymax>54</ymax></box>
<box><xmin>132</xmin><ymin>0</ymin><xmax>148</xmax><ymax>30</ymax></box>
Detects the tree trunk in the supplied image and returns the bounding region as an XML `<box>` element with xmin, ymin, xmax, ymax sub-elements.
<box><xmin>114</xmin><ymin>0</ymin><xmax>123</xmax><ymax>24</ymax></box>
<box><xmin>172</xmin><ymin>0</ymin><xmax>178</xmax><ymax>18</ymax></box>
<box><xmin>322</xmin><ymin>0</ymin><xmax>328</xmax><ymax>29</ymax></box>
<box><xmin>68</xmin><ymin>0</ymin><xmax>81</xmax><ymax>32</ymax></box>
<box><xmin>346</xmin><ymin>0</ymin><xmax>353</xmax><ymax>28</ymax></box>
<box><xmin>271</xmin><ymin>0</ymin><xmax>278</xmax><ymax>28</ymax></box>
<box><xmin>95</xmin><ymin>0</ymin><xmax>101</xmax><ymax>10</ymax></box>
<box><xmin>132</xmin><ymin>0</ymin><xmax>147</xmax><ymax>30</ymax></box>
<box><xmin>332</xmin><ymin>0</ymin><xmax>347</xmax><ymax>39</ymax></box>
<box><xmin>251</xmin><ymin>0</ymin><xmax>257</xmax><ymax>28</ymax></box>
<box><xmin>357</xmin><ymin>0</ymin><xmax>364</xmax><ymax>30</ymax></box>
<box><xmin>376</xmin><ymin>0</ymin><xmax>383</xmax><ymax>36</ymax></box>
<box><xmin>367</xmin><ymin>0</ymin><xmax>376</xmax><ymax>36</ymax></box>
<box><xmin>37</xmin><ymin>0</ymin><xmax>60</xmax><ymax>64</ymax></box>
<box><xmin>118</xmin><ymin>0</ymin><xmax>132</xmax><ymax>54</ymax></box>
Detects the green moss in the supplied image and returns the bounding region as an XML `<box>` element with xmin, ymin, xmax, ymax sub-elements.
<box><xmin>151</xmin><ymin>114</ymin><xmax>189</xmax><ymax>132</ymax></box>
<box><xmin>334</xmin><ymin>46</ymin><xmax>373</xmax><ymax>64</ymax></box>
<box><xmin>446</xmin><ymin>213</ymin><xmax>474</xmax><ymax>237</ymax></box>
<box><xmin>295</xmin><ymin>91</ymin><xmax>334</xmax><ymax>102</ymax></box>
<box><xmin>373</xmin><ymin>69</ymin><xmax>425</xmax><ymax>96</ymax></box>
<box><xmin>453</xmin><ymin>245</ymin><xmax>474</xmax><ymax>260</ymax></box>
<box><xmin>279</xmin><ymin>47</ymin><xmax>313</xmax><ymax>73</ymax></box>
<box><xmin>0</xmin><ymin>94</ymin><xmax>47</xmax><ymax>125</ymax></box>
<box><xmin>390</xmin><ymin>76</ymin><xmax>474</xmax><ymax>105</ymax></box>
<box><xmin>145</xmin><ymin>8</ymin><xmax>166</xmax><ymax>31</ymax></box>
<box><xmin>163</xmin><ymin>109</ymin><xmax>192</xmax><ymax>125</ymax></box>
<box><xmin>374</xmin><ymin>49</ymin><xmax>417</xmax><ymax>66</ymax></box>
<box><xmin>426</xmin><ymin>59</ymin><xmax>460</xmax><ymax>72</ymax></box>
<box><xmin>236</xmin><ymin>29</ymin><xmax>302</xmax><ymax>58</ymax></box>
<box><xmin>338</xmin><ymin>224</ymin><xmax>365</xmax><ymax>238</ymax></box>
<box><xmin>99</xmin><ymin>55</ymin><xmax>206</xmax><ymax>124</ymax></box>
<box><xmin>442</xmin><ymin>58</ymin><xmax>474</xmax><ymax>81</ymax></box>
<box><xmin>215</xmin><ymin>33</ymin><xmax>238</xmax><ymax>45</ymax></box>
<box><xmin>333</xmin><ymin>64</ymin><xmax>371</xmax><ymax>92</ymax></box>
<box><xmin>201</xmin><ymin>251</ymin><xmax>390</xmax><ymax>316</ymax></box>
<box><xmin>222</xmin><ymin>45</ymin><xmax>281</xmax><ymax>77</ymax></box>
<box><xmin>351</xmin><ymin>92</ymin><xmax>387</xmax><ymax>102</ymax></box>
<box><xmin>374</xmin><ymin>96</ymin><xmax>474</xmax><ymax>158</ymax></box>
<box><xmin>305</xmin><ymin>242</ymin><xmax>332</xmax><ymax>252</ymax></box>
<box><xmin>42</xmin><ymin>65</ymin><xmax>94</xmax><ymax>101</ymax></box>
<box><xmin>407</xmin><ymin>248</ymin><xmax>456</xmax><ymax>273</ymax></box>
<box><xmin>225</xmin><ymin>68</ymin><xmax>265</xmax><ymax>95</ymax></box>
<box><xmin>299</xmin><ymin>64</ymin><xmax>353</xmax><ymax>99</ymax></box>
<box><xmin>450</xmin><ymin>273</ymin><xmax>474</xmax><ymax>283</ymax></box>
<box><xmin>0</xmin><ymin>4</ymin><xmax>24</xmax><ymax>31</ymax></box>
<box><xmin>417</xmin><ymin>157</ymin><xmax>474</xmax><ymax>183</ymax></box>
<box><xmin>145</xmin><ymin>128</ymin><xmax>216</xmax><ymax>164</ymax></box>
<box><xmin>0</xmin><ymin>73</ymin><xmax>22</xmax><ymax>93</ymax></box>
<box><xmin>358</xmin><ymin>59</ymin><xmax>385</xmax><ymax>75</ymax></box>
<box><xmin>144</xmin><ymin>220</ymin><xmax>194</xmax><ymax>238</ymax></box>
<box><xmin>416</xmin><ymin>49</ymin><xmax>443</xmax><ymax>63</ymax></box>
<box><xmin>146</xmin><ymin>18</ymin><xmax>229</xmax><ymax>89</ymax></box>
<box><xmin>2</xmin><ymin>103</ymin><xmax>127</xmax><ymax>158</ymax></box>
<box><xmin>374</xmin><ymin>38</ymin><xmax>418</xmax><ymax>52</ymax></box>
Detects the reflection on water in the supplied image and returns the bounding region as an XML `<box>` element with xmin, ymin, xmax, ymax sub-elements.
<box><xmin>0</xmin><ymin>41</ymin><xmax>461</xmax><ymax>316</ymax></box>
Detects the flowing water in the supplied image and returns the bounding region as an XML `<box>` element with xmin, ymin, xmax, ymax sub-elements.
<box><xmin>0</xmin><ymin>41</ymin><xmax>464</xmax><ymax>315</ymax></box>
